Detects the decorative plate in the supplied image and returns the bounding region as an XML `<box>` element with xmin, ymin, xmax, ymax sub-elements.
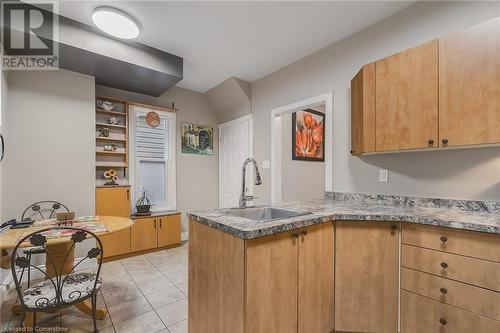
<box><xmin>146</xmin><ymin>111</ymin><xmax>160</xmax><ymax>128</ymax></box>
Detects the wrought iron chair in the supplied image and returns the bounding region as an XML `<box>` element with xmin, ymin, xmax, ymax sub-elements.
<box><xmin>20</xmin><ymin>201</ymin><xmax>70</xmax><ymax>286</ymax></box>
<box><xmin>11</xmin><ymin>227</ymin><xmax>103</xmax><ymax>332</ymax></box>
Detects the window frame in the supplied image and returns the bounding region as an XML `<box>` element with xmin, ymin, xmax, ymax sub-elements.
<box><xmin>129</xmin><ymin>104</ymin><xmax>176</xmax><ymax>212</ymax></box>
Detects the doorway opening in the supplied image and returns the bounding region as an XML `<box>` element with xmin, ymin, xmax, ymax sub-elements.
<box><xmin>271</xmin><ymin>93</ymin><xmax>333</xmax><ymax>203</ymax></box>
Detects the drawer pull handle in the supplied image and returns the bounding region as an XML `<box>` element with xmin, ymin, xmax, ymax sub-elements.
<box><xmin>440</xmin><ymin>262</ymin><xmax>448</xmax><ymax>269</ymax></box>
<box><xmin>439</xmin><ymin>318</ymin><xmax>447</xmax><ymax>326</ymax></box>
<box><xmin>440</xmin><ymin>236</ymin><xmax>448</xmax><ymax>242</ymax></box>
<box><xmin>440</xmin><ymin>288</ymin><xmax>447</xmax><ymax>294</ymax></box>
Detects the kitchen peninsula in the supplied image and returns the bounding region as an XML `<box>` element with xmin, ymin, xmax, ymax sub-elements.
<box><xmin>188</xmin><ymin>192</ymin><xmax>500</xmax><ymax>333</ymax></box>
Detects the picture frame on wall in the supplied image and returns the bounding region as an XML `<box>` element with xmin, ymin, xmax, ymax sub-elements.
<box><xmin>292</xmin><ymin>108</ymin><xmax>325</xmax><ymax>162</ymax></box>
<box><xmin>181</xmin><ymin>123</ymin><xmax>214</xmax><ymax>155</ymax></box>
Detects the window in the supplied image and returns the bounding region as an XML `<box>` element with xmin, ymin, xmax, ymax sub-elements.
<box><xmin>130</xmin><ymin>105</ymin><xmax>176</xmax><ymax>211</ymax></box>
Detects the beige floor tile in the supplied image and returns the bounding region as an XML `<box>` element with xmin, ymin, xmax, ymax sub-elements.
<box><xmin>156</xmin><ymin>262</ymin><xmax>186</xmax><ymax>276</ymax></box>
<box><xmin>129</xmin><ymin>267</ymin><xmax>164</xmax><ymax>282</ymax></box>
<box><xmin>145</xmin><ymin>285</ymin><xmax>185</xmax><ymax>309</ymax></box>
<box><xmin>137</xmin><ymin>275</ymin><xmax>174</xmax><ymax>295</ymax></box>
<box><xmin>102</xmin><ymin>280</ymin><xmax>143</xmax><ymax>307</ymax></box>
<box><xmin>175</xmin><ymin>282</ymin><xmax>188</xmax><ymax>296</ymax></box>
<box><xmin>108</xmin><ymin>294</ymin><xmax>152</xmax><ymax>324</ymax></box>
<box><xmin>156</xmin><ymin>298</ymin><xmax>188</xmax><ymax>327</ymax></box>
<box><xmin>60</xmin><ymin>293</ymin><xmax>106</xmax><ymax>318</ymax></box>
<box><xmin>148</xmin><ymin>254</ymin><xmax>182</xmax><ymax>267</ymax></box>
<box><xmin>113</xmin><ymin>310</ymin><xmax>166</xmax><ymax>333</ymax></box>
<box><xmin>168</xmin><ymin>319</ymin><xmax>188</xmax><ymax>333</ymax></box>
<box><xmin>164</xmin><ymin>268</ymin><xmax>188</xmax><ymax>286</ymax></box>
<box><xmin>61</xmin><ymin>313</ymin><xmax>112</xmax><ymax>332</ymax></box>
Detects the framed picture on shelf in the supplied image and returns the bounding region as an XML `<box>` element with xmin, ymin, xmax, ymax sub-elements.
<box><xmin>181</xmin><ymin>123</ymin><xmax>214</xmax><ymax>155</ymax></box>
<box><xmin>292</xmin><ymin>108</ymin><xmax>325</xmax><ymax>162</ymax></box>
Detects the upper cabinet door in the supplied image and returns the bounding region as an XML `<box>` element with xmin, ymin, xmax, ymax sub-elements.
<box><xmin>439</xmin><ymin>18</ymin><xmax>500</xmax><ymax>147</ymax></box>
<box><xmin>375</xmin><ymin>40</ymin><xmax>438</xmax><ymax>151</ymax></box>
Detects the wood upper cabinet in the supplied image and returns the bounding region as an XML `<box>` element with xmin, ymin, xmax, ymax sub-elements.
<box><xmin>335</xmin><ymin>221</ymin><xmax>399</xmax><ymax>333</ymax></box>
<box><xmin>157</xmin><ymin>214</ymin><xmax>181</xmax><ymax>247</ymax></box>
<box><xmin>439</xmin><ymin>17</ymin><xmax>500</xmax><ymax>147</ymax></box>
<box><xmin>375</xmin><ymin>40</ymin><xmax>438</xmax><ymax>151</ymax></box>
<box><xmin>351</xmin><ymin>63</ymin><xmax>376</xmax><ymax>154</ymax></box>
<box><xmin>131</xmin><ymin>217</ymin><xmax>157</xmax><ymax>252</ymax></box>
<box><xmin>246</xmin><ymin>222</ymin><xmax>334</xmax><ymax>333</ymax></box>
<box><xmin>95</xmin><ymin>186</ymin><xmax>131</xmax><ymax>217</ymax></box>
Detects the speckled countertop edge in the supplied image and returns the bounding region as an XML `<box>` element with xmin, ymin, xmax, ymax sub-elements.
<box><xmin>188</xmin><ymin>194</ymin><xmax>500</xmax><ymax>239</ymax></box>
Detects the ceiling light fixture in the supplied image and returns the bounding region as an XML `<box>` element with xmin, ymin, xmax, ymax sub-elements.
<box><xmin>92</xmin><ymin>7</ymin><xmax>139</xmax><ymax>39</ymax></box>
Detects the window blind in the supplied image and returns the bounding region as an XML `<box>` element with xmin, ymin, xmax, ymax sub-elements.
<box><xmin>136</xmin><ymin>115</ymin><xmax>168</xmax><ymax>160</ymax></box>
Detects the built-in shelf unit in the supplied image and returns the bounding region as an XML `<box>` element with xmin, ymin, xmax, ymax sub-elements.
<box><xmin>95</xmin><ymin>96</ymin><xmax>129</xmax><ymax>181</ymax></box>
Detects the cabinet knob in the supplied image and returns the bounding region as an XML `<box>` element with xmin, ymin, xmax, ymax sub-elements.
<box><xmin>440</xmin><ymin>236</ymin><xmax>448</xmax><ymax>243</ymax></box>
<box><xmin>291</xmin><ymin>232</ymin><xmax>299</xmax><ymax>239</ymax></box>
<box><xmin>300</xmin><ymin>230</ymin><xmax>308</xmax><ymax>236</ymax></box>
<box><xmin>428</xmin><ymin>139</ymin><xmax>434</xmax><ymax>145</ymax></box>
<box><xmin>440</xmin><ymin>288</ymin><xmax>448</xmax><ymax>294</ymax></box>
<box><xmin>439</xmin><ymin>318</ymin><xmax>447</xmax><ymax>326</ymax></box>
<box><xmin>442</xmin><ymin>138</ymin><xmax>449</xmax><ymax>145</ymax></box>
<box><xmin>440</xmin><ymin>262</ymin><xmax>448</xmax><ymax>269</ymax></box>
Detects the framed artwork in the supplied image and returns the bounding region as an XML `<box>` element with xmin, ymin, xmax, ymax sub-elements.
<box><xmin>292</xmin><ymin>109</ymin><xmax>325</xmax><ymax>161</ymax></box>
<box><xmin>181</xmin><ymin>123</ymin><xmax>214</xmax><ymax>155</ymax></box>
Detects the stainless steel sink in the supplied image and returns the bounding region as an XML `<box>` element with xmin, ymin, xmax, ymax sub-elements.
<box><xmin>223</xmin><ymin>206</ymin><xmax>310</xmax><ymax>222</ymax></box>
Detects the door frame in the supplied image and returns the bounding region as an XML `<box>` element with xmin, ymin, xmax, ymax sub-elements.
<box><xmin>270</xmin><ymin>93</ymin><xmax>333</xmax><ymax>203</ymax></box>
<box><xmin>218</xmin><ymin>114</ymin><xmax>254</xmax><ymax>208</ymax></box>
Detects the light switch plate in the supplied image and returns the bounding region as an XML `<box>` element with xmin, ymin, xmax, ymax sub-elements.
<box><xmin>379</xmin><ymin>169</ymin><xmax>389</xmax><ymax>183</ymax></box>
<box><xmin>261</xmin><ymin>160</ymin><xmax>270</xmax><ymax>169</ymax></box>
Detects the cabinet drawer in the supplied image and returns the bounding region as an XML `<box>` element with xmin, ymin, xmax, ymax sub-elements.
<box><xmin>402</xmin><ymin>245</ymin><xmax>500</xmax><ymax>291</ymax></box>
<box><xmin>401</xmin><ymin>267</ymin><xmax>500</xmax><ymax>321</ymax></box>
<box><xmin>402</xmin><ymin>223</ymin><xmax>500</xmax><ymax>262</ymax></box>
<box><xmin>401</xmin><ymin>290</ymin><xmax>500</xmax><ymax>333</ymax></box>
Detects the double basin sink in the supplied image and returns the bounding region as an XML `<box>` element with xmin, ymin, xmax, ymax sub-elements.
<box><xmin>222</xmin><ymin>206</ymin><xmax>310</xmax><ymax>222</ymax></box>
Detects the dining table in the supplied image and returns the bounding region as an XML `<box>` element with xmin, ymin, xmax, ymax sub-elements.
<box><xmin>0</xmin><ymin>215</ymin><xmax>133</xmax><ymax>320</ymax></box>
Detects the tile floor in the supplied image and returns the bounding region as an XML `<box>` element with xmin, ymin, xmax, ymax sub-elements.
<box><xmin>0</xmin><ymin>241</ymin><xmax>189</xmax><ymax>333</ymax></box>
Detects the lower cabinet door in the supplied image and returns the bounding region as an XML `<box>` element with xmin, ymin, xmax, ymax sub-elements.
<box><xmin>401</xmin><ymin>290</ymin><xmax>500</xmax><ymax>333</ymax></box>
<box><xmin>158</xmin><ymin>214</ymin><xmax>181</xmax><ymax>247</ymax></box>
<box><xmin>131</xmin><ymin>218</ymin><xmax>158</xmax><ymax>252</ymax></box>
<box><xmin>298</xmin><ymin>222</ymin><xmax>334</xmax><ymax>333</ymax></box>
<box><xmin>245</xmin><ymin>230</ymin><xmax>298</xmax><ymax>333</ymax></box>
<box><xmin>335</xmin><ymin>221</ymin><xmax>399</xmax><ymax>333</ymax></box>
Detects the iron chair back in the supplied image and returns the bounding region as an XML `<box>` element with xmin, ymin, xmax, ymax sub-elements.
<box><xmin>11</xmin><ymin>227</ymin><xmax>103</xmax><ymax>311</ymax></box>
<box><xmin>21</xmin><ymin>201</ymin><xmax>70</xmax><ymax>221</ymax></box>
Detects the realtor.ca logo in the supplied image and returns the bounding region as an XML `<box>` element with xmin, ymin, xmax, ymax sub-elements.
<box><xmin>1</xmin><ymin>1</ymin><xmax>59</xmax><ymax>70</ymax></box>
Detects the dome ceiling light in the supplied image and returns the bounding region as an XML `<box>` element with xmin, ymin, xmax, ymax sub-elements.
<box><xmin>92</xmin><ymin>6</ymin><xmax>139</xmax><ymax>39</ymax></box>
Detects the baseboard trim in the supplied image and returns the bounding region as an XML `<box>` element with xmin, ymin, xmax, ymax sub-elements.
<box><xmin>101</xmin><ymin>243</ymin><xmax>183</xmax><ymax>263</ymax></box>
<box><xmin>181</xmin><ymin>231</ymin><xmax>188</xmax><ymax>241</ymax></box>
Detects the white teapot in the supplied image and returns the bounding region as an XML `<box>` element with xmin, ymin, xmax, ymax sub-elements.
<box><xmin>97</xmin><ymin>100</ymin><xmax>114</xmax><ymax>111</ymax></box>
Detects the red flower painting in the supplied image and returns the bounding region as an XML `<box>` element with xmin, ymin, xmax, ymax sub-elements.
<box><xmin>292</xmin><ymin>109</ymin><xmax>325</xmax><ymax>161</ymax></box>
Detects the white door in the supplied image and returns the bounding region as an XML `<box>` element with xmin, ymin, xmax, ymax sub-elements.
<box><xmin>219</xmin><ymin>115</ymin><xmax>253</xmax><ymax>208</ymax></box>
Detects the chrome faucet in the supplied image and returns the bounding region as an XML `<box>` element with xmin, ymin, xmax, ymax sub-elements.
<box><xmin>239</xmin><ymin>158</ymin><xmax>262</xmax><ymax>208</ymax></box>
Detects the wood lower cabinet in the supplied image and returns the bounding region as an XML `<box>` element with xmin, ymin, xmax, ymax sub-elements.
<box><xmin>189</xmin><ymin>220</ymin><xmax>334</xmax><ymax>333</ymax></box>
<box><xmin>95</xmin><ymin>186</ymin><xmax>131</xmax><ymax>258</ymax></box>
<box><xmin>439</xmin><ymin>17</ymin><xmax>500</xmax><ymax>147</ymax></box>
<box><xmin>157</xmin><ymin>214</ymin><xmax>181</xmax><ymax>247</ymax></box>
<box><xmin>131</xmin><ymin>217</ymin><xmax>157</xmax><ymax>252</ymax></box>
<box><xmin>375</xmin><ymin>40</ymin><xmax>438</xmax><ymax>151</ymax></box>
<box><xmin>335</xmin><ymin>221</ymin><xmax>399</xmax><ymax>333</ymax></box>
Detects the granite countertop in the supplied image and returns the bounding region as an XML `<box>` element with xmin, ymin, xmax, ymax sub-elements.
<box><xmin>188</xmin><ymin>192</ymin><xmax>500</xmax><ymax>239</ymax></box>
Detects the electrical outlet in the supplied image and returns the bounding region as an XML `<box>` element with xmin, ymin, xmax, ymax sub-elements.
<box><xmin>379</xmin><ymin>169</ymin><xmax>389</xmax><ymax>183</ymax></box>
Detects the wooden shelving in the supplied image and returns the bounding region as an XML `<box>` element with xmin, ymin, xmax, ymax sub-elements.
<box><xmin>95</xmin><ymin>96</ymin><xmax>129</xmax><ymax>180</ymax></box>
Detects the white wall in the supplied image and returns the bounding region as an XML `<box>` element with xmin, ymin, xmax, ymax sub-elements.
<box><xmin>252</xmin><ymin>1</ymin><xmax>500</xmax><ymax>203</ymax></box>
<box><xmin>2</xmin><ymin>70</ymin><xmax>95</xmax><ymax>219</ymax></box>
<box><xmin>96</xmin><ymin>85</ymin><xmax>219</xmax><ymax>233</ymax></box>
<box><xmin>281</xmin><ymin>107</ymin><xmax>325</xmax><ymax>202</ymax></box>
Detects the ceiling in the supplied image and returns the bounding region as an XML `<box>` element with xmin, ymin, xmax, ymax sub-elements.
<box><xmin>57</xmin><ymin>1</ymin><xmax>414</xmax><ymax>93</ymax></box>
